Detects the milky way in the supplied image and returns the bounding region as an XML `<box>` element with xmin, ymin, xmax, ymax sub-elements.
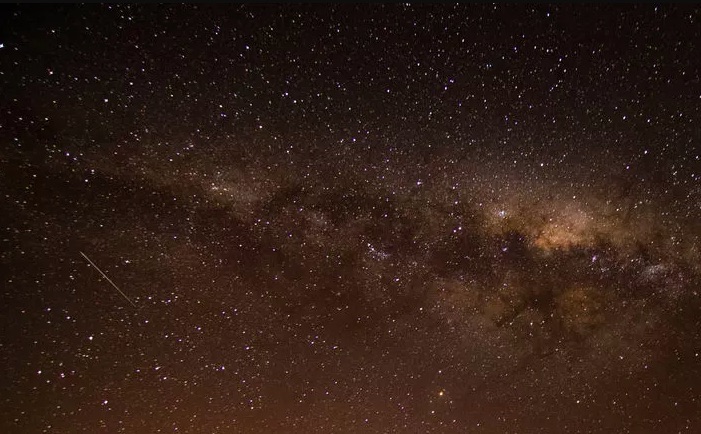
<box><xmin>1</xmin><ymin>5</ymin><xmax>700</xmax><ymax>433</ymax></box>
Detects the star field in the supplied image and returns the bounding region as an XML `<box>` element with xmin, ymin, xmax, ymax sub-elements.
<box><xmin>1</xmin><ymin>4</ymin><xmax>700</xmax><ymax>433</ymax></box>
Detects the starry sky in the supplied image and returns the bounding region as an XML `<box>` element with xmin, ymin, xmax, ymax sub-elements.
<box><xmin>1</xmin><ymin>4</ymin><xmax>700</xmax><ymax>433</ymax></box>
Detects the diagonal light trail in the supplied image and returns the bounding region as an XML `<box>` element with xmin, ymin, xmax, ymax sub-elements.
<box><xmin>80</xmin><ymin>251</ymin><xmax>137</xmax><ymax>308</ymax></box>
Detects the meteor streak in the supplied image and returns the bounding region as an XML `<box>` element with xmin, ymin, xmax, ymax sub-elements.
<box><xmin>80</xmin><ymin>251</ymin><xmax>137</xmax><ymax>308</ymax></box>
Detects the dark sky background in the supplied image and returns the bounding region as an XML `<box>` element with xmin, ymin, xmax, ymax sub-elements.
<box><xmin>1</xmin><ymin>4</ymin><xmax>700</xmax><ymax>433</ymax></box>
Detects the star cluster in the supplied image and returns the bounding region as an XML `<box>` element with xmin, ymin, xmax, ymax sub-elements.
<box><xmin>1</xmin><ymin>4</ymin><xmax>700</xmax><ymax>433</ymax></box>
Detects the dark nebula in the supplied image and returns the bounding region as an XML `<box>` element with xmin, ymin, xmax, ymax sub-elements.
<box><xmin>1</xmin><ymin>4</ymin><xmax>700</xmax><ymax>433</ymax></box>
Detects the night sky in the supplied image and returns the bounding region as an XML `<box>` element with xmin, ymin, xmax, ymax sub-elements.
<box><xmin>1</xmin><ymin>4</ymin><xmax>700</xmax><ymax>433</ymax></box>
